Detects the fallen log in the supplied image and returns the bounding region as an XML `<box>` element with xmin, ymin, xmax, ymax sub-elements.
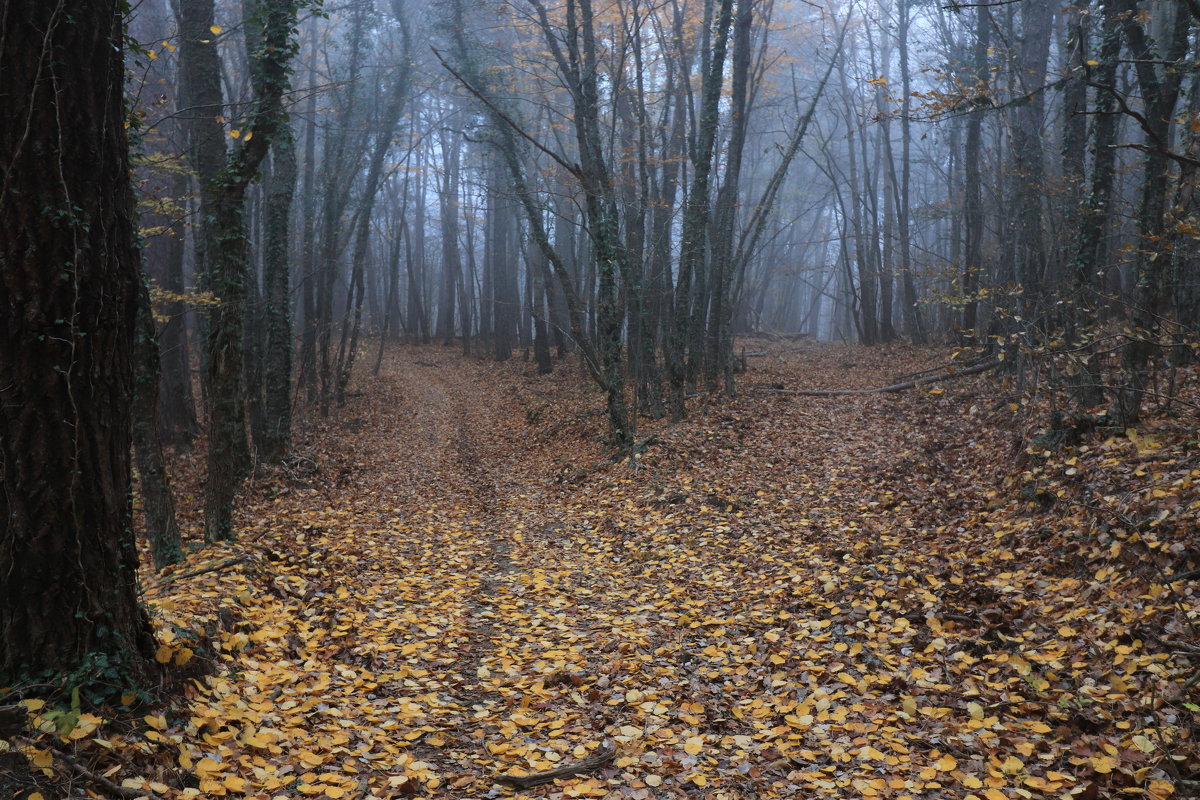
<box><xmin>754</xmin><ymin>358</ymin><xmax>1001</xmax><ymax>397</ymax></box>
<box><xmin>495</xmin><ymin>746</ymin><xmax>615</xmax><ymax>788</ymax></box>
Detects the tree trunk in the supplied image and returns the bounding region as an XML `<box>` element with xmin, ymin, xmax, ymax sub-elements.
<box><xmin>669</xmin><ymin>0</ymin><xmax>735</xmax><ymax>417</ymax></box>
<box><xmin>0</xmin><ymin>0</ymin><xmax>158</xmax><ymax>689</ymax></box>
<box><xmin>437</xmin><ymin>124</ymin><xmax>463</xmax><ymax>344</ymax></box>
<box><xmin>180</xmin><ymin>0</ymin><xmax>305</xmax><ymax>541</ymax></box>
<box><xmin>961</xmin><ymin>3</ymin><xmax>989</xmax><ymax>339</ymax></box>
<box><xmin>1112</xmin><ymin>0</ymin><xmax>1191</xmax><ymax>423</ymax></box>
<box><xmin>155</xmin><ymin>169</ymin><xmax>199</xmax><ymax>447</ymax></box>
<box><xmin>261</xmin><ymin>130</ymin><xmax>296</xmax><ymax>461</ymax></box>
<box><xmin>133</xmin><ymin>277</ymin><xmax>184</xmax><ymax>570</ymax></box>
<box><xmin>336</xmin><ymin>10</ymin><xmax>413</xmax><ymax>403</ymax></box>
<box><xmin>896</xmin><ymin>0</ymin><xmax>925</xmax><ymax>343</ymax></box>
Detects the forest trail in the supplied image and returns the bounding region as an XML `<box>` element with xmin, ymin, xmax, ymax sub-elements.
<box><xmin>131</xmin><ymin>345</ymin><xmax>1197</xmax><ymax>800</ymax></box>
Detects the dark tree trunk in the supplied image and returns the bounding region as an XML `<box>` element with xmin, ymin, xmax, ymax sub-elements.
<box><xmin>155</xmin><ymin>169</ymin><xmax>199</xmax><ymax>447</ymax></box>
<box><xmin>296</xmin><ymin>23</ymin><xmax>320</xmax><ymax>404</ymax></box>
<box><xmin>437</xmin><ymin>125</ymin><xmax>463</xmax><ymax>344</ymax></box>
<box><xmin>0</xmin><ymin>0</ymin><xmax>157</xmax><ymax>688</ymax></box>
<box><xmin>961</xmin><ymin>3</ymin><xmax>989</xmax><ymax>338</ymax></box>
<box><xmin>1112</xmin><ymin>0</ymin><xmax>1191</xmax><ymax>423</ymax></box>
<box><xmin>896</xmin><ymin>0</ymin><xmax>925</xmax><ymax>343</ymax></box>
<box><xmin>133</xmin><ymin>277</ymin><xmax>184</xmax><ymax>570</ymax></box>
<box><xmin>707</xmin><ymin>0</ymin><xmax>754</xmax><ymax>391</ymax></box>
<box><xmin>179</xmin><ymin>0</ymin><xmax>305</xmax><ymax>541</ymax></box>
<box><xmin>1009</xmin><ymin>0</ymin><xmax>1054</xmax><ymax>316</ymax></box>
<box><xmin>261</xmin><ymin>130</ymin><xmax>296</xmax><ymax>461</ymax></box>
<box><xmin>669</xmin><ymin>0</ymin><xmax>735</xmax><ymax>417</ymax></box>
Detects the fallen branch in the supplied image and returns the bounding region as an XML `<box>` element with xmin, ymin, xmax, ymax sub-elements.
<box><xmin>494</xmin><ymin>746</ymin><xmax>615</xmax><ymax>788</ymax></box>
<box><xmin>754</xmin><ymin>359</ymin><xmax>1001</xmax><ymax>397</ymax></box>
<box><xmin>889</xmin><ymin>354</ymin><xmax>991</xmax><ymax>384</ymax></box>
<box><xmin>1163</xmin><ymin>568</ymin><xmax>1200</xmax><ymax>584</ymax></box>
<box><xmin>10</xmin><ymin>736</ymin><xmax>169</xmax><ymax>800</ymax></box>
<box><xmin>53</xmin><ymin>746</ymin><xmax>168</xmax><ymax>800</ymax></box>
<box><xmin>140</xmin><ymin>556</ymin><xmax>248</xmax><ymax>596</ymax></box>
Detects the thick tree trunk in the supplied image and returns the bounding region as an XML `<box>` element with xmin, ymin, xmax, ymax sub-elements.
<box><xmin>0</xmin><ymin>0</ymin><xmax>157</xmax><ymax>688</ymax></box>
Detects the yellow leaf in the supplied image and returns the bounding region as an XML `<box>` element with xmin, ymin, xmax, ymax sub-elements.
<box><xmin>1086</xmin><ymin>59</ymin><xmax>1099</xmax><ymax>66</ymax></box>
<box><xmin>229</xmin><ymin>130</ymin><xmax>242</xmax><ymax>139</ymax></box>
<box><xmin>1091</xmin><ymin>755</ymin><xmax>1119</xmax><ymax>774</ymax></box>
<box><xmin>244</xmin><ymin>732</ymin><xmax>271</xmax><ymax>748</ymax></box>
<box><xmin>936</xmin><ymin>754</ymin><xmax>958</xmax><ymax>772</ymax></box>
<box><xmin>155</xmin><ymin>644</ymin><xmax>174</xmax><ymax>664</ymax></box>
<box><xmin>68</xmin><ymin>713</ymin><xmax>102</xmax><ymax>740</ymax></box>
<box><xmin>644</xmin><ymin>775</ymin><xmax>662</xmax><ymax>787</ymax></box>
<box><xmin>684</xmin><ymin>736</ymin><xmax>703</xmax><ymax>755</ymax></box>
<box><xmin>29</xmin><ymin>794</ymin><xmax>46</xmax><ymax>800</ymax></box>
<box><xmin>967</xmin><ymin>702</ymin><xmax>984</xmax><ymax>720</ymax></box>
<box><xmin>1149</xmin><ymin>779</ymin><xmax>1175</xmax><ymax>799</ymax></box>
<box><xmin>210</xmin><ymin>25</ymin><xmax>223</xmax><ymax>34</ymax></box>
<box><xmin>962</xmin><ymin>775</ymin><xmax>983</xmax><ymax>789</ymax></box>
<box><xmin>984</xmin><ymin>789</ymin><xmax>1007</xmax><ymax>800</ymax></box>
<box><xmin>1001</xmin><ymin>755</ymin><xmax>1024</xmax><ymax>774</ymax></box>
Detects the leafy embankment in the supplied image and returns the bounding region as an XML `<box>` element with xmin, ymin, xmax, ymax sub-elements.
<box><xmin>3</xmin><ymin>343</ymin><xmax>1198</xmax><ymax>800</ymax></box>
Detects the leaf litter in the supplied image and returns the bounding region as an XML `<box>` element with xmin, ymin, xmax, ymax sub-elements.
<box><xmin>4</xmin><ymin>343</ymin><xmax>1199</xmax><ymax>800</ymax></box>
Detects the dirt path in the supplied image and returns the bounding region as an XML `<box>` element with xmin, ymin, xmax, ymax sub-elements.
<box><xmin>142</xmin><ymin>345</ymin><xmax>1193</xmax><ymax>800</ymax></box>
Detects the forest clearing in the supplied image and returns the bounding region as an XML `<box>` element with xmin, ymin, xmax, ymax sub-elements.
<box><xmin>7</xmin><ymin>344</ymin><xmax>1199</xmax><ymax>800</ymax></box>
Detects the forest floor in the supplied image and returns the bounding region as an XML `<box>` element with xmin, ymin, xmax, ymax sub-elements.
<box><xmin>9</xmin><ymin>341</ymin><xmax>1200</xmax><ymax>800</ymax></box>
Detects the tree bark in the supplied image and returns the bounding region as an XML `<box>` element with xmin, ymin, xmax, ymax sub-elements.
<box><xmin>261</xmin><ymin>129</ymin><xmax>296</xmax><ymax>461</ymax></box>
<box><xmin>133</xmin><ymin>277</ymin><xmax>184</xmax><ymax>570</ymax></box>
<box><xmin>0</xmin><ymin>0</ymin><xmax>158</xmax><ymax>688</ymax></box>
<box><xmin>179</xmin><ymin>0</ymin><xmax>305</xmax><ymax>541</ymax></box>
